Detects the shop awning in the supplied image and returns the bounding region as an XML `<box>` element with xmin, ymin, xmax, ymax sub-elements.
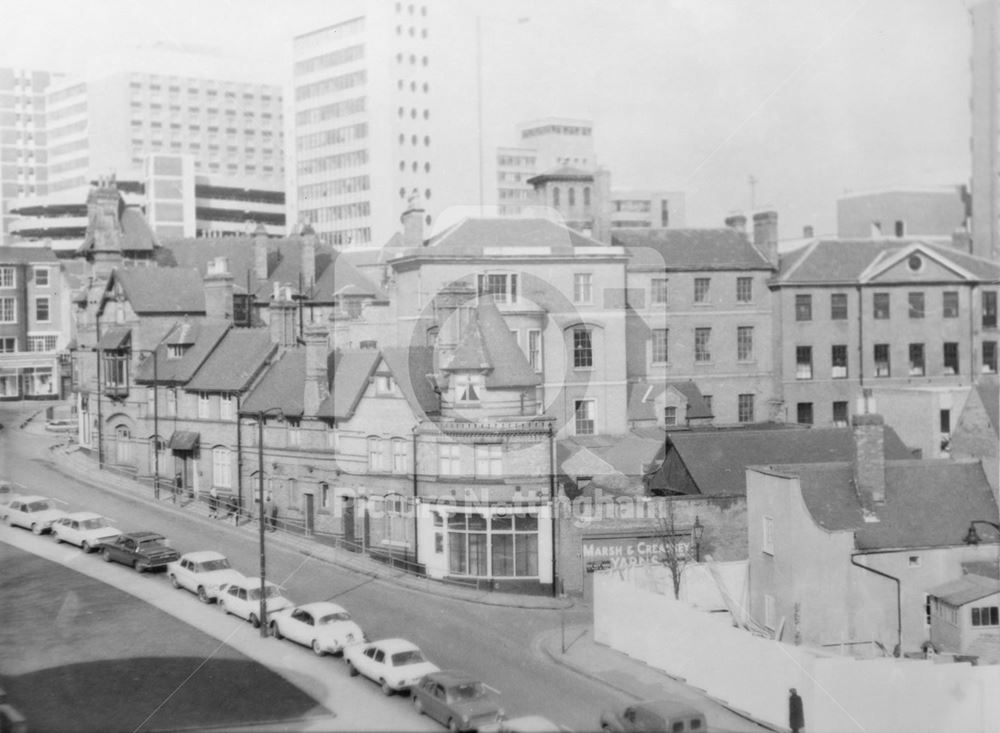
<box><xmin>97</xmin><ymin>327</ymin><xmax>131</xmax><ymax>350</ymax></box>
<box><xmin>168</xmin><ymin>431</ymin><xmax>199</xmax><ymax>451</ymax></box>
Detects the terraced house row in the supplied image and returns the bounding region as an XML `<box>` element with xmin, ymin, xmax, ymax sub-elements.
<box><xmin>59</xmin><ymin>180</ymin><xmax>1000</xmax><ymax>595</ymax></box>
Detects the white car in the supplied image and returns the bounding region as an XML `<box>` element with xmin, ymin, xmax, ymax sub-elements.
<box><xmin>167</xmin><ymin>551</ymin><xmax>246</xmax><ymax>603</ymax></box>
<box><xmin>218</xmin><ymin>577</ymin><xmax>293</xmax><ymax>628</ymax></box>
<box><xmin>0</xmin><ymin>495</ymin><xmax>68</xmax><ymax>534</ymax></box>
<box><xmin>270</xmin><ymin>601</ymin><xmax>365</xmax><ymax>656</ymax></box>
<box><xmin>51</xmin><ymin>512</ymin><xmax>121</xmax><ymax>552</ymax></box>
<box><xmin>344</xmin><ymin>638</ymin><xmax>440</xmax><ymax>695</ymax></box>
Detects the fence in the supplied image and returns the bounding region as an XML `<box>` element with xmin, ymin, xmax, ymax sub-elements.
<box><xmin>594</xmin><ymin>568</ymin><xmax>1000</xmax><ymax>733</ymax></box>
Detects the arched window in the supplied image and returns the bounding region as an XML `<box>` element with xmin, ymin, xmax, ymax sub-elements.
<box><xmin>583</xmin><ymin>187</ymin><xmax>591</xmax><ymax>207</ymax></box>
<box><xmin>552</xmin><ymin>187</ymin><xmax>560</xmax><ymax>207</ymax></box>
<box><xmin>568</xmin><ymin>187</ymin><xmax>576</xmax><ymax>207</ymax></box>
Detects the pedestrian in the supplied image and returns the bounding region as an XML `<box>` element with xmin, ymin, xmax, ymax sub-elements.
<box><xmin>789</xmin><ymin>688</ymin><xmax>804</xmax><ymax>733</ymax></box>
<box><xmin>174</xmin><ymin>472</ymin><xmax>182</xmax><ymax>498</ymax></box>
<box><xmin>269</xmin><ymin>499</ymin><xmax>279</xmax><ymax>532</ymax></box>
<box><xmin>263</xmin><ymin>493</ymin><xmax>273</xmax><ymax>528</ymax></box>
<box><xmin>209</xmin><ymin>486</ymin><xmax>219</xmax><ymax>518</ymax></box>
<box><xmin>225</xmin><ymin>494</ymin><xmax>239</xmax><ymax>524</ymax></box>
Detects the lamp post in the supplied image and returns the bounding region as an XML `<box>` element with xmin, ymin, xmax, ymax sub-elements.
<box><xmin>254</xmin><ymin>407</ymin><xmax>283</xmax><ymax>638</ymax></box>
<box><xmin>134</xmin><ymin>348</ymin><xmax>160</xmax><ymax>500</ymax></box>
<box><xmin>691</xmin><ymin>515</ymin><xmax>704</xmax><ymax>563</ymax></box>
<box><xmin>964</xmin><ymin>520</ymin><xmax>1000</xmax><ymax>545</ymax></box>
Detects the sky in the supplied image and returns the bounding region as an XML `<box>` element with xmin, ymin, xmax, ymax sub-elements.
<box><xmin>1</xmin><ymin>0</ymin><xmax>974</xmax><ymax>240</ymax></box>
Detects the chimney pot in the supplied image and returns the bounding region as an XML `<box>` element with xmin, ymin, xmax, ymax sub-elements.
<box><xmin>852</xmin><ymin>413</ymin><xmax>886</xmax><ymax>508</ymax></box>
<box><xmin>725</xmin><ymin>213</ymin><xmax>748</xmax><ymax>234</ymax></box>
<box><xmin>753</xmin><ymin>210</ymin><xmax>779</xmax><ymax>268</ymax></box>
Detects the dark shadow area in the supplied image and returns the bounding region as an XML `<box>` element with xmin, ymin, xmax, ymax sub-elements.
<box><xmin>1</xmin><ymin>656</ymin><xmax>331</xmax><ymax>732</ymax></box>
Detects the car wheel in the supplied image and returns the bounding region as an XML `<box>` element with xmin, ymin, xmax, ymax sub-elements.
<box><xmin>31</xmin><ymin>523</ymin><xmax>42</xmax><ymax>535</ymax></box>
<box><xmin>135</xmin><ymin>560</ymin><xmax>150</xmax><ymax>573</ymax></box>
<box><xmin>197</xmin><ymin>586</ymin><xmax>211</xmax><ymax>603</ymax></box>
<box><xmin>413</xmin><ymin>696</ymin><xmax>424</xmax><ymax>715</ymax></box>
<box><xmin>81</xmin><ymin>541</ymin><xmax>91</xmax><ymax>553</ymax></box>
<box><xmin>102</xmin><ymin>549</ymin><xmax>113</xmax><ymax>563</ymax></box>
<box><xmin>270</xmin><ymin>621</ymin><xmax>282</xmax><ymax>640</ymax></box>
<box><xmin>347</xmin><ymin>660</ymin><xmax>359</xmax><ymax>677</ymax></box>
<box><xmin>249</xmin><ymin>613</ymin><xmax>260</xmax><ymax>628</ymax></box>
<box><xmin>380</xmin><ymin>679</ymin><xmax>393</xmax><ymax>696</ymax></box>
<box><xmin>312</xmin><ymin>639</ymin><xmax>325</xmax><ymax>657</ymax></box>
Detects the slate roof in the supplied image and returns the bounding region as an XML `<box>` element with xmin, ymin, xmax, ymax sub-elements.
<box><xmin>789</xmin><ymin>458</ymin><xmax>1000</xmax><ymax>550</ymax></box>
<box><xmin>777</xmin><ymin>239</ymin><xmax>1000</xmax><ymax>284</ymax></box>
<box><xmin>0</xmin><ymin>246</ymin><xmax>59</xmax><ymax>264</ymax></box>
<box><xmin>663</xmin><ymin>424</ymin><xmax>912</xmax><ymax>496</ymax></box>
<box><xmin>159</xmin><ymin>235</ymin><xmax>386</xmax><ymax>303</ymax></box>
<box><xmin>113</xmin><ymin>268</ymin><xmax>205</xmax><ymax>314</ymax></box>
<box><xmin>381</xmin><ymin>346</ymin><xmax>439</xmax><ymax>417</ymax></box>
<box><xmin>185</xmin><ymin>328</ymin><xmax>277</xmax><ymax>393</ymax></box>
<box><xmin>976</xmin><ymin>382</ymin><xmax>999</xmax><ymax>437</ymax></box>
<box><xmin>444</xmin><ymin>297</ymin><xmax>540</xmax><ymax>388</ymax></box>
<box><xmin>927</xmin><ymin>574</ymin><xmax>1000</xmax><ymax>606</ymax></box>
<box><xmin>241</xmin><ymin>350</ymin><xmax>306</xmax><ymax>417</ymax></box>
<box><xmin>316</xmin><ymin>349</ymin><xmax>381</xmax><ymax>420</ymax></box>
<box><xmin>628</xmin><ymin>381</ymin><xmax>713</xmax><ymax>423</ymax></box>
<box><xmin>96</xmin><ymin>326</ymin><xmax>131</xmax><ymax>350</ymax></box>
<box><xmin>616</xmin><ymin>229</ymin><xmax>773</xmax><ymax>270</ymax></box>
<box><xmin>134</xmin><ymin>321</ymin><xmax>229</xmax><ymax>385</ymax></box>
<box><xmin>420</xmin><ymin>218</ymin><xmax>607</xmax><ymax>256</ymax></box>
<box><xmin>562</xmin><ymin>429</ymin><xmax>666</xmax><ymax>478</ymax></box>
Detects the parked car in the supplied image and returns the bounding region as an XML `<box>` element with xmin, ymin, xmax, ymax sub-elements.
<box><xmin>51</xmin><ymin>512</ymin><xmax>121</xmax><ymax>552</ymax></box>
<box><xmin>217</xmin><ymin>577</ymin><xmax>293</xmax><ymax>628</ymax></box>
<box><xmin>167</xmin><ymin>551</ymin><xmax>245</xmax><ymax>603</ymax></box>
<box><xmin>480</xmin><ymin>716</ymin><xmax>562</xmax><ymax>733</ymax></box>
<box><xmin>412</xmin><ymin>670</ymin><xmax>505</xmax><ymax>731</ymax></box>
<box><xmin>269</xmin><ymin>601</ymin><xmax>365</xmax><ymax>656</ymax></box>
<box><xmin>344</xmin><ymin>638</ymin><xmax>440</xmax><ymax>695</ymax></box>
<box><xmin>599</xmin><ymin>700</ymin><xmax>706</xmax><ymax>733</ymax></box>
<box><xmin>100</xmin><ymin>531</ymin><xmax>180</xmax><ymax>572</ymax></box>
<box><xmin>0</xmin><ymin>495</ymin><xmax>68</xmax><ymax>534</ymax></box>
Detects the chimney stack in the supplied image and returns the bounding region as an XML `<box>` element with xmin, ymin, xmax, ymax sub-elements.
<box><xmin>86</xmin><ymin>178</ymin><xmax>124</xmax><ymax>279</ymax></box>
<box><xmin>268</xmin><ymin>291</ymin><xmax>297</xmax><ymax>349</ymax></box>
<box><xmin>303</xmin><ymin>322</ymin><xmax>330</xmax><ymax>416</ymax></box>
<box><xmin>401</xmin><ymin>189</ymin><xmax>425</xmax><ymax>248</ymax></box>
<box><xmin>301</xmin><ymin>224</ymin><xmax>317</xmax><ymax>291</ymax></box>
<box><xmin>852</xmin><ymin>413</ymin><xmax>886</xmax><ymax>510</ymax></box>
<box><xmin>753</xmin><ymin>210</ymin><xmax>779</xmax><ymax>268</ymax></box>
<box><xmin>203</xmin><ymin>257</ymin><xmax>234</xmax><ymax>321</ymax></box>
<box><xmin>724</xmin><ymin>213</ymin><xmax>747</xmax><ymax>235</ymax></box>
<box><xmin>253</xmin><ymin>222</ymin><xmax>269</xmax><ymax>284</ymax></box>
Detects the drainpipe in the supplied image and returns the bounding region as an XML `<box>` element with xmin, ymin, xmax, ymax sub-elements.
<box><xmin>850</xmin><ymin>553</ymin><xmax>901</xmax><ymax>655</ymax></box>
<box><xmin>412</xmin><ymin>422</ymin><xmax>419</xmax><ymax>565</ymax></box>
<box><xmin>236</xmin><ymin>393</ymin><xmax>243</xmax><ymax>520</ymax></box>
<box><xmin>549</xmin><ymin>423</ymin><xmax>557</xmax><ymax>597</ymax></box>
<box><xmin>856</xmin><ymin>285</ymin><xmax>865</xmax><ymax>389</ymax></box>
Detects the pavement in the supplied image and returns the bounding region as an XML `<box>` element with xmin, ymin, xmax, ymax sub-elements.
<box><xmin>10</xmin><ymin>405</ymin><xmax>777</xmax><ymax>732</ymax></box>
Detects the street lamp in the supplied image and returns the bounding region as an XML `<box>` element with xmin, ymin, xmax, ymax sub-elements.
<box><xmin>253</xmin><ymin>407</ymin><xmax>283</xmax><ymax>638</ymax></box>
<box><xmin>134</xmin><ymin>349</ymin><xmax>161</xmax><ymax>501</ymax></box>
<box><xmin>964</xmin><ymin>520</ymin><xmax>1000</xmax><ymax>545</ymax></box>
<box><xmin>691</xmin><ymin>516</ymin><xmax>704</xmax><ymax>563</ymax></box>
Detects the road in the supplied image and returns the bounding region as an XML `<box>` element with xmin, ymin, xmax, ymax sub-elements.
<box><xmin>0</xmin><ymin>402</ymin><xmax>766</xmax><ymax>732</ymax></box>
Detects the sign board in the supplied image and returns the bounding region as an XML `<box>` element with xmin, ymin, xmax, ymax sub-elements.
<box><xmin>582</xmin><ymin>534</ymin><xmax>691</xmax><ymax>572</ymax></box>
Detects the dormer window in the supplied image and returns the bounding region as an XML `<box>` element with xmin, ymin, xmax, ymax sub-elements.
<box><xmin>167</xmin><ymin>344</ymin><xmax>189</xmax><ymax>359</ymax></box>
<box><xmin>455</xmin><ymin>374</ymin><xmax>482</xmax><ymax>404</ymax></box>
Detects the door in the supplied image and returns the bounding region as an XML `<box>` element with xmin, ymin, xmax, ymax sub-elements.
<box><xmin>305</xmin><ymin>493</ymin><xmax>315</xmax><ymax>536</ymax></box>
<box><xmin>343</xmin><ymin>497</ymin><xmax>356</xmax><ymax>550</ymax></box>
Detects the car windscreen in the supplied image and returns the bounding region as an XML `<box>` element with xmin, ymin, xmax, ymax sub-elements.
<box><xmin>26</xmin><ymin>501</ymin><xmax>51</xmax><ymax>512</ymax></box>
<box><xmin>198</xmin><ymin>558</ymin><xmax>232</xmax><ymax>572</ymax></box>
<box><xmin>137</xmin><ymin>539</ymin><xmax>165</xmax><ymax>549</ymax></box>
<box><xmin>318</xmin><ymin>612</ymin><xmax>351</xmax><ymax>624</ymax></box>
<box><xmin>390</xmin><ymin>650</ymin><xmax>425</xmax><ymax>666</ymax></box>
<box><xmin>79</xmin><ymin>518</ymin><xmax>109</xmax><ymax>530</ymax></box>
<box><xmin>449</xmin><ymin>682</ymin><xmax>486</xmax><ymax>701</ymax></box>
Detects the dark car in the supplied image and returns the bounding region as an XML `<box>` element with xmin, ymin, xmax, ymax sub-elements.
<box><xmin>100</xmin><ymin>531</ymin><xmax>179</xmax><ymax>572</ymax></box>
<box><xmin>412</xmin><ymin>670</ymin><xmax>504</xmax><ymax>732</ymax></box>
<box><xmin>600</xmin><ymin>700</ymin><xmax>706</xmax><ymax>733</ymax></box>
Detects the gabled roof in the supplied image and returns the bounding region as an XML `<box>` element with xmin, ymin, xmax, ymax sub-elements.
<box><xmin>381</xmin><ymin>346</ymin><xmax>438</xmax><ymax>417</ymax></box>
<box><xmin>927</xmin><ymin>574</ymin><xmax>1000</xmax><ymax>606</ymax></box>
<box><xmin>0</xmin><ymin>246</ymin><xmax>59</xmax><ymax>264</ymax></box>
<box><xmin>240</xmin><ymin>350</ymin><xmax>306</xmax><ymax>417</ymax></box>
<box><xmin>419</xmin><ymin>218</ymin><xmax>608</xmax><ymax>256</ymax></box>
<box><xmin>627</xmin><ymin>381</ymin><xmax>711</xmax><ymax>423</ymax></box>
<box><xmin>112</xmin><ymin>268</ymin><xmax>205</xmax><ymax>314</ymax></box>
<box><xmin>120</xmin><ymin>207</ymin><xmax>158</xmax><ymax>251</ymax></box>
<box><xmin>185</xmin><ymin>328</ymin><xmax>277</xmax><ymax>393</ymax></box>
<box><xmin>267</xmin><ymin>244</ymin><xmax>387</xmax><ymax>301</ymax></box>
<box><xmin>616</xmin><ymin>229</ymin><xmax>773</xmax><ymax>270</ymax></box>
<box><xmin>777</xmin><ymin>239</ymin><xmax>1000</xmax><ymax>284</ymax></box>
<box><xmin>444</xmin><ymin>297</ymin><xmax>540</xmax><ymax>389</ymax></box>
<box><xmin>664</xmin><ymin>424</ymin><xmax>911</xmax><ymax>496</ymax></box>
<box><xmin>134</xmin><ymin>320</ymin><xmax>229</xmax><ymax>385</ymax></box>
<box><xmin>790</xmin><ymin>459</ymin><xmax>999</xmax><ymax>550</ymax></box>
<box><xmin>316</xmin><ymin>349</ymin><xmax>381</xmax><ymax>420</ymax></box>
